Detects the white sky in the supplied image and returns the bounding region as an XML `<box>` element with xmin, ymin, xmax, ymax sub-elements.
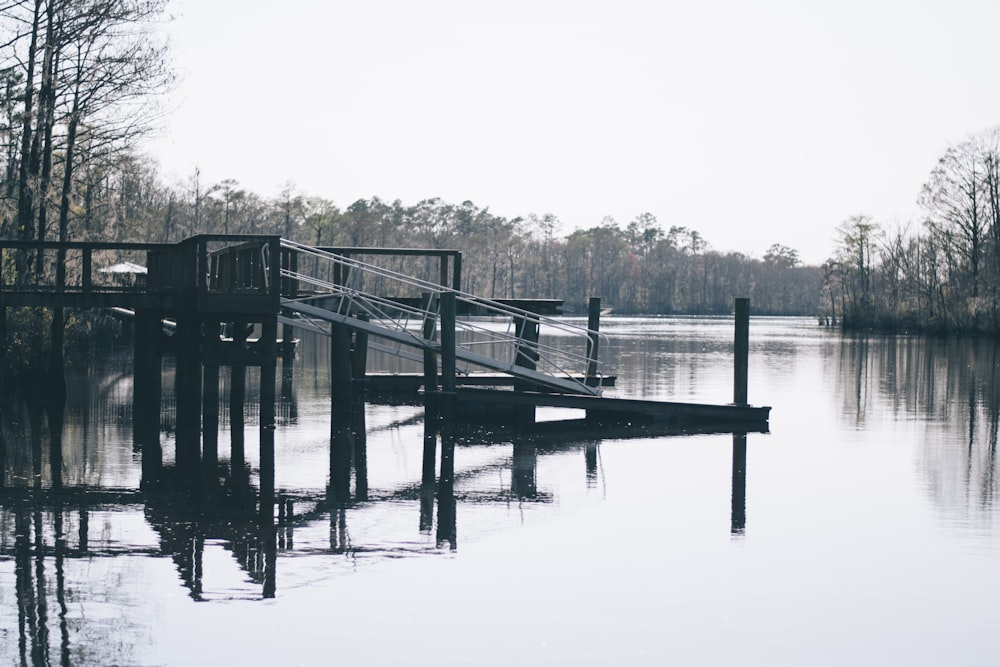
<box><xmin>142</xmin><ymin>0</ymin><xmax>1000</xmax><ymax>265</ymax></box>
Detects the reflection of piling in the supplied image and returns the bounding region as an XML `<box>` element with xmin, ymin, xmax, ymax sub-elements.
<box><xmin>734</xmin><ymin>298</ymin><xmax>749</xmax><ymax>405</ymax></box>
<box><xmin>512</xmin><ymin>440</ymin><xmax>537</xmax><ymax>498</ymax></box>
<box><xmin>436</xmin><ymin>425</ymin><xmax>457</xmax><ymax>550</ymax></box>
<box><xmin>731</xmin><ymin>432</ymin><xmax>747</xmax><ymax>535</ymax></box>
<box><xmin>260</xmin><ymin>514</ymin><xmax>277</xmax><ymax>599</ymax></box>
<box><xmin>351</xmin><ymin>396</ymin><xmax>368</xmax><ymax>501</ymax></box>
<box><xmin>585</xmin><ymin>443</ymin><xmax>598</xmax><ymax>487</ymax></box>
<box><xmin>420</xmin><ymin>399</ymin><xmax>438</xmax><ymax>532</ymax></box>
<box><xmin>47</xmin><ymin>402</ymin><xmax>65</xmax><ymax>491</ymax></box>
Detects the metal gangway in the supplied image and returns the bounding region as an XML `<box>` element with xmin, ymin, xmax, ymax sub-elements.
<box><xmin>277</xmin><ymin>239</ymin><xmax>606</xmax><ymax>396</ymax></box>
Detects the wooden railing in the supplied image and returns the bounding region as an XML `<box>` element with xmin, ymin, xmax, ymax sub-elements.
<box><xmin>0</xmin><ymin>235</ymin><xmax>282</xmax><ymax>314</ymax></box>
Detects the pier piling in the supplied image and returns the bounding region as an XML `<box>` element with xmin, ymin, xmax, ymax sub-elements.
<box><xmin>734</xmin><ymin>298</ymin><xmax>749</xmax><ymax>405</ymax></box>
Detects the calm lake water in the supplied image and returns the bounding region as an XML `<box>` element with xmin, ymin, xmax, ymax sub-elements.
<box><xmin>2</xmin><ymin>316</ymin><xmax>999</xmax><ymax>666</ymax></box>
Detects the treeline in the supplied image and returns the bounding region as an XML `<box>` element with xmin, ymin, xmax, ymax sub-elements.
<box><xmin>1</xmin><ymin>1</ymin><xmax>821</xmax><ymax>327</ymax></box>
<box><xmin>6</xmin><ymin>146</ymin><xmax>824</xmax><ymax>314</ymax></box>
<box><xmin>825</xmin><ymin>126</ymin><xmax>1000</xmax><ymax>333</ymax></box>
<box><xmin>0</xmin><ymin>0</ymin><xmax>172</xmax><ymax>393</ymax></box>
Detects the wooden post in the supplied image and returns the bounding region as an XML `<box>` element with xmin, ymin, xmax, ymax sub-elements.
<box><xmin>452</xmin><ymin>253</ymin><xmax>462</xmax><ymax>292</ymax></box>
<box><xmin>734</xmin><ymin>298</ymin><xmax>749</xmax><ymax>405</ymax></box>
<box><xmin>351</xmin><ymin>395</ymin><xmax>368</xmax><ymax>502</ymax></box>
<box><xmin>420</xmin><ymin>398</ymin><xmax>438</xmax><ymax>532</ymax></box>
<box><xmin>438</xmin><ymin>292</ymin><xmax>458</xmax><ymax>428</ymax></box>
<box><xmin>135</xmin><ymin>308</ymin><xmax>163</xmax><ymax>487</ymax></box>
<box><xmin>174</xmin><ymin>313</ymin><xmax>202</xmax><ymax>474</ymax></box>
<box><xmin>0</xmin><ymin>303</ymin><xmax>5</xmax><ymax>404</ymax></box>
<box><xmin>329</xmin><ymin>321</ymin><xmax>353</xmax><ymax>503</ymax></box>
<box><xmin>202</xmin><ymin>362</ymin><xmax>220</xmax><ymax>474</ymax></box>
<box><xmin>439</xmin><ymin>254</ymin><xmax>449</xmax><ymax>289</ymax></box>
<box><xmin>230</xmin><ymin>321</ymin><xmax>248</xmax><ymax>477</ymax></box>
<box><xmin>331</xmin><ymin>322</ymin><xmax>353</xmax><ymax>414</ymax></box>
<box><xmin>436</xmin><ymin>425</ymin><xmax>457</xmax><ymax>550</ymax></box>
<box><xmin>440</xmin><ymin>291</ymin><xmax>457</xmax><ymax>397</ymax></box>
<box><xmin>351</xmin><ymin>314</ymin><xmax>369</xmax><ymax>382</ymax></box>
<box><xmin>259</xmin><ymin>317</ymin><xmax>277</xmax><ymax>504</ymax></box>
<box><xmin>586</xmin><ymin>297</ymin><xmax>601</xmax><ymax>386</ymax></box>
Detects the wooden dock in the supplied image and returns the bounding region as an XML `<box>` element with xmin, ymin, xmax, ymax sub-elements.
<box><xmin>1</xmin><ymin>234</ymin><xmax>771</xmax><ymax>496</ymax></box>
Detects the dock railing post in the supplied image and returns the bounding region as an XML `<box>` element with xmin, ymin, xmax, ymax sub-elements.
<box><xmin>586</xmin><ymin>296</ymin><xmax>601</xmax><ymax>386</ymax></box>
<box><xmin>734</xmin><ymin>297</ymin><xmax>749</xmax><ymax>405</ymax></box>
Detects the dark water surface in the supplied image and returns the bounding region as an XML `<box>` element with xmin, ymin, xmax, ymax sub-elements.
<box><xmin>2</xmin><ymin>317</ymin><xmax>999</xmax><ymax>666</ymax></box>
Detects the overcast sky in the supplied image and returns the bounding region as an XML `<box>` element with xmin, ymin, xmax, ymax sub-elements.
<box><xmin>142</xmin><ymin>0</ymin><xmax>1000</xmax><ymax>265</ymax></box>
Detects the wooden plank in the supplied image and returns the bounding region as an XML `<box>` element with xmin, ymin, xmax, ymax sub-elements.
<box><xmin>455</xmin><ymin>388</ymin><xmax>771</xmax><ymax>424</ymax></box>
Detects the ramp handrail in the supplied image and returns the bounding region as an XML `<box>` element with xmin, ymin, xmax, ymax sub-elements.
<box><xmin>278</xmin><ymin>239</ymin><xmax>607</xmax><ymax>395</ymax></box>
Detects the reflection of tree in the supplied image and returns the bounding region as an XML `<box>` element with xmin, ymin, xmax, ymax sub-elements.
<box><xmin>2</xmin><ymin>501</ymin><xmax>151</xmax><ymax>666</ymax></box>
<box><xmin>835</xmin><ymin>334</ymin><xmax>1000</xmax><ymax>520</ymax></box>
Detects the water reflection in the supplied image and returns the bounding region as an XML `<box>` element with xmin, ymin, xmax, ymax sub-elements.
<box><xmin>835</xmin><ymin>334</ymin><xmax>1000</xmax><ymax>522</ymax></box>
<box><xmin>143</xmin><ymin>466</ymin><xmax>277</xmax><ymax>601</ymax></box>
<box><xmin>1</xmin><ymin>326</ymin><xmax>764</xmax><ymax>665</ymax></box>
